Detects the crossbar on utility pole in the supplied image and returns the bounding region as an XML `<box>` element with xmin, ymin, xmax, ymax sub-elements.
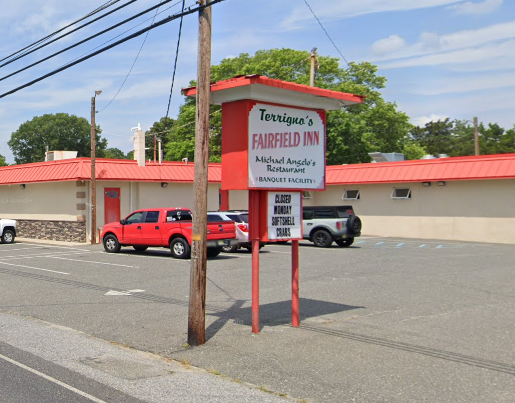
<box><xmin>188</xmin><ymin>0</ymin><xmax>212</xmax><ymax>346</ymax></box>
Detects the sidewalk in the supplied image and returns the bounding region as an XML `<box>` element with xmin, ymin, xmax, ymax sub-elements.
<box><xmin>0</xmin><ymin>312</ymin><xmax>294</xmax><ymax>403</ymax></box>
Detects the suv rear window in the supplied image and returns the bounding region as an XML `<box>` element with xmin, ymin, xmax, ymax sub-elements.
<box><xmin>207</xmin><ymin>214</ymin><xmax>232</xmax><ymax>222</ymax></box>
<box><xmin>226</xmin><ymin>213</ymin><xmax>247</xmax><ymax>223</ymax></box>
<box><xmin>303</xmin><ymin>206</ymin><xmax>355</xmax><ymax>219</ymax></box>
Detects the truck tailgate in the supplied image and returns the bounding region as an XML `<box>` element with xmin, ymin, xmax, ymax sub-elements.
<box><xmin>207</xmin><ymin>221</ymin><xmax>236</xmax><ymax>240</ymax></box>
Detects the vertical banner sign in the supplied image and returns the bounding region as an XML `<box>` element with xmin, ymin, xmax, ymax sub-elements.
<box><xmin>248</xmin><ymin>104</ymin><xmax>326</xmax><ymax>190</ymax></box>
<box><xmin>268</xmin><ymin>192</ymin><xmax>302</xmax><ymax>241</ymax></box>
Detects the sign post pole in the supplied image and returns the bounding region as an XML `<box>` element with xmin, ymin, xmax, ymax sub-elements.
<box><xmin>292</xmin><ymin>240</ymin><xmax>300</xmax><ymax>327</ymax></box>
<box><xmin>249</xmin><ymin>189</ymin><xmax>261</xmax><ymax>333</ymax></box>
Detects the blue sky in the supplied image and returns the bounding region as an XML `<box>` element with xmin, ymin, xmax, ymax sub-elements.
<box><xmin>0</xmin><ymin>0</ymin><xmax>513</xmax><ymax>163</ymax></box>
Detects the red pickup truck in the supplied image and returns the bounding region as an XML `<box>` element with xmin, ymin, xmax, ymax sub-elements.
<box><xmin>101</xmin><ymin>208</ymin><xmax>237</xmax><ymax>259</ymax></box>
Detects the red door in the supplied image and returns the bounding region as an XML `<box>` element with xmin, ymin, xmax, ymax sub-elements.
<box><xmin>104</xmin><ymin>188</ymin><xmax>121</xmax><ymax>224</ymax></box>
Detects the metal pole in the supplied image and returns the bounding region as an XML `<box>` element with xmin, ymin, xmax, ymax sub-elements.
<box><xmin>249</xmin><ymin>190</ymin><xmax>260</xmax><ymax>333</ymax></box>
<box><xmin>473</xmin><ymin>116</ymin><xmax>479</xmax><ymax>156</ymax></box>
<box><xmin>292</xmin><ymin>239</ymin><xmax>299</xmax><ymax>327</ymax></box>
<box><xmin>309</xmin><ymin>47</ymin><xmax>317</xmax><ymax>87</ymax></box>
<box><xmin>188</xmin><ymin>0</ymin><xmax>212</xmax><ymax>346</ymax></box>
<box><xmin>90</xmin><ymin>96</ymin><xmax>96</xmax><ymax>245</ymax></box>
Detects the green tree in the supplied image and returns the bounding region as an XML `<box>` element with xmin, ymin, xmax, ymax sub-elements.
<box><xmin>104</xmin><ymin>148</ymin><xmax>128</xmax><ymax>159</ymax></box>
<box><xmin>8</xmin><ymin>113</ymin><xmax>107</xmax><ymax>164</ymax></box>
<box><xmin>146</xmin><ymin>117</ymin><xmax>176</xmax><ymax>161</ymax></box>
<box><xmin>0</xmin><ymin>153</ymin><xmax>7</xmax><ymax>166</ymax></box>
<box><xmin>400</xmin><ymin>140</ymin><xmax>427</xmax><ymax>160</ymax></box>
<box><xmin>409</xmin><ymin>119</ymin><xmax>455</xmax><ymax>157</ymax></box>
<box><xmin>164</xmin><ymin>49</ymin><xmax>411</xmax><ymax>164</ymax></box>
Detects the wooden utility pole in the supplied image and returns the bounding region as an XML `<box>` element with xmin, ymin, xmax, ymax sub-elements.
<box><xmin>310</xmin><ymin>47</ymin><xmax>317</xmax><ymax>87</ymax></box>
<box><xmin>90</xmin><ymin>92</ymin><xmax>100</xmax><ymax>245</ymax></box>
<box><xmin>473</xmin><ymin>116</ymin><xmax>479</xmax><ymax>156</ymax></box>
<box><xmin>188</xmin><ymin>0</ymin><xmax>212</xmax><ymax>346</ymax></box>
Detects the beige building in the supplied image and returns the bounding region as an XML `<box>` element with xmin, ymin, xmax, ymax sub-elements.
<box><xmin>1</xmin><ymin>154</ymin><xmax>515</xmax><ymax>244</ymax></box>
<box><xmin>225</xmin><ymin>153</ymin><xmax>515</xmax><ymax>245</ymax></box>
<box><xmin>0</xmin><ymin>158</ymin><xmax>222</xmax><ymax>242</ymax></box>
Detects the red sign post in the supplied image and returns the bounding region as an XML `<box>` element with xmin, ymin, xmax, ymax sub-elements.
<box><xmin>183</xmin><ymin>75</ymin><xmax>363</xmax><ymax>332</ymax></box>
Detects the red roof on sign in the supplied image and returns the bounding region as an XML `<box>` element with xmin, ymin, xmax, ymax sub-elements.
<box><xmin>326</xmin><ymin>154</ymin><xmax>515</xmax><ymax>184</ymax></box>
<box><xmin>182</xmin><ymin>75</ymin><xmax>364</xmax><ymax>110</ymax></box>
<box><xmin>1</xmin><ymin>154</ymin><xmax>515</xmax><ymax>186</ymax></box>
<box><xmin>0</xmin><ymin>158</ymin><xmax>221</xmax><ymax>185</ymax></box>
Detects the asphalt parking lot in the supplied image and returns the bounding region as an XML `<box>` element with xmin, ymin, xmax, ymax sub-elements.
<box><xmin>0</xmin><ymin>237</ymin><xmax>514</xmax><ymax>402</ymax></box>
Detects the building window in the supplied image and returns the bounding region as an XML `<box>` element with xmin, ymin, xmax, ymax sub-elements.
<box><xmin>343</xmin><ymin>189</ymin><xmax>360</xmax><ymax>200</ymax></box>
<box><xmin>302</xmin><ymin>191</ymin><xmax>312</xmax><ymax>199</ymax></box>
<box><xmin>391</xmin><ymin>188</ymin><xmax>411</xmax><ymax>199</ymax></box>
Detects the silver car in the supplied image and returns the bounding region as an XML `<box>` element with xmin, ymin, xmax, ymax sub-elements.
<box><xmin>207</xmin><ymin>211</ymin><xmax>264</xmax><ymax>252</ymax></box>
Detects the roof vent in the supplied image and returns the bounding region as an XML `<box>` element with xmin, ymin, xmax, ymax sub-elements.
<box><xmin>369</xmin><ymin>152</ymin><xmax>405</xmax><ymax>163</ymax></box>
<box><xmin>45</xmin><ymin>151</ymin><xmax>78</xmax><ymax>161</ymax></box>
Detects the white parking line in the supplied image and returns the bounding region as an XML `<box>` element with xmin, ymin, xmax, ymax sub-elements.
<box><xmin>0</xmin><ymin>261</ymin><xmax>70</xmax><ymax>275</ymax></box>
<box><xmin>0</xmin><ymin>353</ymin><xmax>107</xmax><ymax>403</ymax></box>
<box><xmin>45</xmin><ymin>256</ymin><xmax>136</xmax><ymax>268</ymax></box>
<box><xmin>0</xmin><ymin>251</ymin><xmax>91</xmax><ymax>260</ymax></box>
<box><xmin>0</xmin><ymin>246</ymin><xmax>48</xmax><ymax>252</ymax></box>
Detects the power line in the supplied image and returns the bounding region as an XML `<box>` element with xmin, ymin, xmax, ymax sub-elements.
<box><xmin>98</xmin><ymin>4</ymin><xmax>166</xmax><ymax>113</ymax></box>
<box><xmin>61</xmin><ymin>1</ymin><xmax>182</xmax><ymax>72</ymax></box>
<box><xmin>0</xmin><ymin>0</ymin><xmax>126</xmax><ymax>65</ymax></box>
<box><xmin>0</xmin><ymin>0</ymin><xmax>179</xmax><ymax>83</ymax></box>
<box><xmin>0</xmin><ymin>0</ymin><xmax>227</xmax><ymax>99</ymax></box>
<box><xmin>165</xmin><ymin>0</ymin><xmax>186</xmax><ymax>119</ymax></box>
<box><xmin>0</xmin><ymin>0</ymin><xmax>138</xmax><ymax>68</ymax></box>
<box><xmin>303</xmin><ymin>0</ymin><xmax>349</xmax><ymax>65</ymax></box>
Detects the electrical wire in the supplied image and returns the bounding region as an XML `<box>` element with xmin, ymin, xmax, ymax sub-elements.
<box><xmin>303</xmin><ymin>0</ymin><xmax>349</xmax><ymax>65</ymax></box>
<box><xmin>0</xmin><ymin>0</ymin><xmax>138</xmax><ymax>68</ymax></box>
<box><xmin>0</xmin><ymin>0</ymin><xmax>179</xmax><ymax>82</ymax></box>
<box><xmin>98</xmin><ymin>4</ymin><xmax>165</xmax><ymax>113</ymax></box>
<box><xmin>165</xmin><ymin>0</ymin><xmax>186</xmax><ymax>119</ymax></box>
<box><xmin>0</xmin><ymin>0</ymin><xmax>125</xmax><ymax>65</ymax></box>
<box><xmin>60</xmin><ymin>1</ymin><xmax>182</xmax><ymax>72</ymax></box>
<box><xmin>0</xmin><ymin>0</ymin><xmax>226</xmax><ymax>99</ymax></box>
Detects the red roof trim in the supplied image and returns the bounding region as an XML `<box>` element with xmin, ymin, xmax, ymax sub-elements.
<box><xmin>2</xmin><ymin>154</ymin><xmax>515</xmax><ymax>186</ymax></box>
<box><xmin>182</xmin><ymin>74</ymin><xmax>365</xmax><ymax>104</ymax></box>
<box><xmin>0</xmin><ymin>158</ymin><xmax>222</xmax><ymax>185</ymax></box>
<box><xmin>326</xmin><ymin>154</ymin><xmax>515</xmax><ymax>184</ymax></box>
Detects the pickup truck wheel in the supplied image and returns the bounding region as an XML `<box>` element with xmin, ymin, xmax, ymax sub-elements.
<box><xmin>312</xmin><ymin>229</ymin><xmax>333</xmax><ymax>247</ymax></box>
<box><xmin>207</xmin><ymin>248</ymin><xmax>222</xmax><ymax>258</ymax></box>
<box><xmin>103</xmin><ymin>234</ymin><xmax>121</xmax><ymax>253</ymax></box>
<box><xmin>222</xmin><ymin>245</ymin><xmax>238</xmax><ymax>253</ymax></box>
<box><xmin>336</xmin><ymin>238</ymin><xmax>354</xmax><ymax>247</ymax></box>
<box><xmin>170</xmin><ymin>237</ymin><xmax>190</xmax><ymax>259</ymax></box>
<box><xmin>133</xmin><ymin>246</ymin><xmax>148</xmax><ymax>252</ymax></box>
<box><xmin>346</xmin><ymin>215</ymin><xmax>362</xmax><ymax>235</ymax></box>
<box><xmin>1</xmin><ymin>230</ymin><xmax>15</xmax><ymax>244</ymax></box>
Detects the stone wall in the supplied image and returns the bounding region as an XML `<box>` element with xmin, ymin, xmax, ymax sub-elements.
<box><xmin>16</xmin><ymin>219</ymin><xmax>87</xmax><ymax>243</ymax></box>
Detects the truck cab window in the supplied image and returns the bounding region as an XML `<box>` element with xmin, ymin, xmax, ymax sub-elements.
<box><xmin>145</xmin><ymin>211</ymin><xmax>160</xmax><ymax>223</ymax></box>
<box><xmin>126</xmin><ymin>212</ymin><xmax>144</xmax><ymax>224</ymax></box>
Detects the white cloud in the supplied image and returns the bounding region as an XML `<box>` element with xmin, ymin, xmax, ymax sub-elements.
<box><xmin>380</xmin><ymin>38</ymin><xmax>515</xmax><ymax>70</ymax></box>
<box><xmin>447</xmin><ymin>0</ymin><xmax>504</xmax><ymax>15</ymax></box>
<box><xmin>411</xmin><ymin>114</ymin><xmax>450</xmax><ymax>126</ymax></box>
<box><xmin>371</xmin><ymin>35</ymin><xmax>407</xmax><ymax>55</ymax></box>
<box><xmin>282</xmin><ymin>0</ymin><xmax>463</xmax><ymax>30</ymax></box>
<box><xmin>370</xmin><ymin>19</ymin><xmax>515</xmax><ymax>70</ymax></box>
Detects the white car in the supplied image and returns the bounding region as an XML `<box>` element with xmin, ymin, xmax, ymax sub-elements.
<box><xmin>207</xmin><ymin>211</ymin><xmax>264</xmax><ymax>252</ymax></box>
<box><xmin>0</xmin><ymin>219</ymin><xmax>16</xmax><ymax>244</ymax></box>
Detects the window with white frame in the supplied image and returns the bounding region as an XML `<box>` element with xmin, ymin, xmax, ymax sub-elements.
<box><xmin>391</xmin><ymin>187</ymin><xmax>411</xmax><ymax>199</ymax></box>
<box><xmin>343</xmin><ymin>189</ymin><xmax>360</xmax><ymax>200</ymax></box>
<box><xmin>302</xmin><ymin>191</ymin><xmax>312</xmax><ymax>199</ymax></box>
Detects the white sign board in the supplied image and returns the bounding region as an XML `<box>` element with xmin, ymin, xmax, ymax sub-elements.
<box><xmin>267</xmin><ymin>192</ymin><xmax>302</xmax><ymax>241</ymax></box>
<box><xmin>248</xmin><ymin>103</ymin><xmax>326</xmax><ymax>190</ymax></box>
